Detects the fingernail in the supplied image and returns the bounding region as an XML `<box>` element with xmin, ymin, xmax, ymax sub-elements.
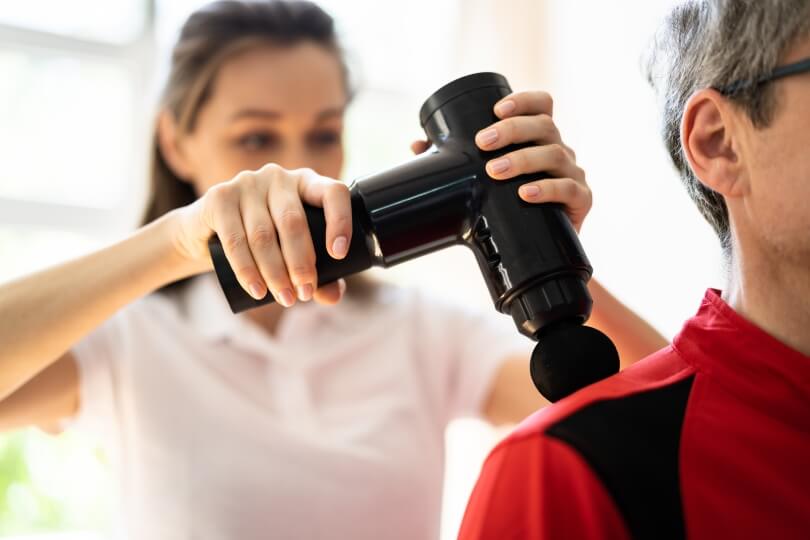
<box><xmin>278</xmin><ymin>288</ymin><xmax>295</xmax><ymax>307</ymax></box>
<box><xmin>332</xmin><ymin>236</ymin><xmax>348</xmax><ymax>258</ymax></box>
<box><xmin>297</xmin><ymin>283</ymin><xmax>313</xmax><ymax>302</ymax></box>
<box><xmin>248</xmin><ymin>282</ymin><xmax>266</xmax><ymax>300</ymax></box>
<box><xmin>495</xmin><ymin>99</ymin><xmax>516</xmax><ymax>116</ymax></box>
<box><xmin>488</xmin><ymin>158</ymin><xmax>511</xmax><ymax>175</ymax></box>
<box><xmin>520</xmin><ymin>185</ymin><xmax>541</xmax><ymax>198</ymax></box>
<box><xmin>338</xmin><ymin>279</ymin><xmax>347</xmax><ymax>296</ymax></box>
<box><xmin>477</xmin><ymin>128</ymin><xmax>499</xmax><ymax>147</ymax></box>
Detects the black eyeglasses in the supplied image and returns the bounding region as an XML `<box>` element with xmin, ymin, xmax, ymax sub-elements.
<box><xmin>716</xmin><ymin>56</ymin><xmax>810</xmax><ymax>96</ymax></box>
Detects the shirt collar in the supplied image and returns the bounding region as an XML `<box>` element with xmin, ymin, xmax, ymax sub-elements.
<box><xmin>673</xmin><ymin>289</ymin><xmax>810</xmax><ymax>424</ymax></box>
<box><xmin>181</xmin><ymin>273</ymin><xmax>241</xmax><ymax>342</ymax></box>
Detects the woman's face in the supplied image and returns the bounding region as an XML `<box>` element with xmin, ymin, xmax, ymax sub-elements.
<box><xmin>174</xmin><ymin>42</ymin><xmax>347</xmax><ymax>195</ymax></box>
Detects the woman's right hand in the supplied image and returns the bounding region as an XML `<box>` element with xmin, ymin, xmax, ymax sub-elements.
<box><xmin>170</xmin><ymin>164</ymin><xmax>353</xmax><ymax>307</ymax></box>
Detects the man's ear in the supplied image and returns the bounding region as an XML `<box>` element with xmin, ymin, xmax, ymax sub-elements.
<box><xmin>681</xmin><ymin>88</ymin><xmax>748</xmax><ymax>197</ymax></box>
<box><xmin>157</xmin><ymin>110</ymin><xmax>194</xmax><ymax>182</ymax></box>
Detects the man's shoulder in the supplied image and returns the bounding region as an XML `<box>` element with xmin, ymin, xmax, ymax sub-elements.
<box><xmin>480</xmin><ymin>345</ymin><xmax>696</xmax><ymax>540</ymax></box>
<box><xmin>504</xmin><ymin>344</ymin><xmax>693</xmax><ymax>446</ymax></box>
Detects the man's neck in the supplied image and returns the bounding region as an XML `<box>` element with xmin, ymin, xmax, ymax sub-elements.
<box><xmin>723</xmin><ymin>243</ymin><xmax>810</xmax><ymax>356</ymax></box>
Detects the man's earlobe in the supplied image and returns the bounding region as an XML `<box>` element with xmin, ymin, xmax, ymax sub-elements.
<box><xmin>681</xmin><ymin>89</ymin><xmax>746</xmax><ymax>197</ymax></box>
<box><xmin>157</xmin><ymin>111</ymin><xmax>194</xmax><ymax>183</ymax></box>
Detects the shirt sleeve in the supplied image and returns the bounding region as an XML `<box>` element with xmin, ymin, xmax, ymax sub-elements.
<box><xmin>411</xmin><ymin>290</ymin><xmax>533</xmax><ymax>422</ymax></box>
<box><xmin>458</xmin><ymin>434</ymin><xmax>630</xmax><ymax>540</ymax></box>
<box><xmin>61</xmin><ymin>309</ymin><xmax>128</xmax><ymax>450</ymax></box>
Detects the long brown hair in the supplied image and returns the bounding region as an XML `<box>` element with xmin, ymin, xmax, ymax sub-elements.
<box><xmin>145</xmin><ymin>0</ymin><xmax>375</xmax><ymax>298</ymax></box>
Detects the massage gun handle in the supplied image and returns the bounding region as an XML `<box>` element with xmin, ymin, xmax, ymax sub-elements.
<box><xmin>208</xmin><ymin>198</ymin><xmax>375</xmax><ymax>313</ymax></box>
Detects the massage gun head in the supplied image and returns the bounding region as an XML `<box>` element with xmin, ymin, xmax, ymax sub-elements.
<box><xmin>530</xmin><ymin>322</ymin><xmax>620</xmax><ymax>402</ymax></box>
<box><xmin>508</xmin><ymin>266</ymin><xmax>620</xmax><ymax>402</ymax></box>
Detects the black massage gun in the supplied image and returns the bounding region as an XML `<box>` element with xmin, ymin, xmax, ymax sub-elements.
<box><xmin>208</xmin><ymin>72</ymin><xmax>619</xmax><ymax>402</ymax></box>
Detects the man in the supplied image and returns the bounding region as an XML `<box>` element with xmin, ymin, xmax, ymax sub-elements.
<box><xmin>458</xmin><ymin>1</ymin><xmax>810</xmax><ymax>539</ymax></box>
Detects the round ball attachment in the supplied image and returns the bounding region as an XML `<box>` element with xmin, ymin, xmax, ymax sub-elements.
<box><xmin>530</xmin><ymin>322</ymin><xmax>620</xmax><ymax>403</ymax></box>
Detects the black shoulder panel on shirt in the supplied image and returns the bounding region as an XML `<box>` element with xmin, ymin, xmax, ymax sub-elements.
<box><xmin>545</xmin><ymin>375</ymin><xmax>695</xmax><ymax>540</ymax></box>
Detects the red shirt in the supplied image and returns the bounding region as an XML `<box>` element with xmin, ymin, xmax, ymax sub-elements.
<box><xmin>459</xmin><ymin>289</ymin><xmax>810</xmax><ymax>539</ymax></box>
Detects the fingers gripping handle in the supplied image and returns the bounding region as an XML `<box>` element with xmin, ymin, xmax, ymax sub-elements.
<box><xmin>208</xmin><ymin>200</ymin><xmax>375</xmax><ymax>313</ymax></box>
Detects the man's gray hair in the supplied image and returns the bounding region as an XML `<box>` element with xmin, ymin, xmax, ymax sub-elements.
<box><xmin>645</xmin><ymin>0</ymin><xmax>810</xmax><ymax>251</ymax></box>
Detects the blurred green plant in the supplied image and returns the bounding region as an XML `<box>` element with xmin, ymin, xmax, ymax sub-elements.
<box><xmin>0</xmin><ymin>429</ymin><xmax>111</xmax><ymax>536</ymax></box>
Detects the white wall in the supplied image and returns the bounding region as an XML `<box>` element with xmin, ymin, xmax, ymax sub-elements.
<box><xmin>544</xmin><ymin>0</ymin><xmax>725</xmax><ymax>338</ymax></box>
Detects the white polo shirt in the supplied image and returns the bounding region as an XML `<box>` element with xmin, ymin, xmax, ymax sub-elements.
<box><xmin>70</xmin><ymin>274</ymin><xmax>531</xmax><ymax>539</ymax></box>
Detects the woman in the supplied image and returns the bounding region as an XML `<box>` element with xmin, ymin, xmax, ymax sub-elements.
<box><xmin>0</xmin><ymin>1</ymin><xmax>666</xmax><ymax>538</ymax></box>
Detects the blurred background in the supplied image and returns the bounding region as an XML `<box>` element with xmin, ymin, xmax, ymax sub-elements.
<box><xmin>0</xmin><ymin>0</ymin><xmax>723</xmax><ymax>538</ymax></box>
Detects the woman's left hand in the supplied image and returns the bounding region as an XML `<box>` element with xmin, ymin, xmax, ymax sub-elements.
<box><xmin>411</xmin><ymin>90</ymin><xmax>591</xmax><ymax>233</ymax></box>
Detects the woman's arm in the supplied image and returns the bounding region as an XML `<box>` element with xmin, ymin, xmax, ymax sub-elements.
<box><xmin>0</xmin><ymin>354</ymin><xmax>79</xmax><ymax>433</ymax></box>
<box><xmin>0</xmin><ymin>215</ymin><xmax>195</xmax><ymax>403</ymax></box>
<box><xmin>587</xmin><ymin>279</ymin><xmax>667</xmax><ymax>369</ymax></box>
<box><xmin>0</xmin><ymin>165</ymin><xmax>352</xmax><ymax>428</ymax></box>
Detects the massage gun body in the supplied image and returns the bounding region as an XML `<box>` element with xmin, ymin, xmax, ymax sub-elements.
<box><xmin>209</xmin><ymin>72</ymin><xmax>619</xmax><ymax>401</ymax></box>
<box><xmin>211</xmin><ymin>73</ymin><xmax>594</xmax><ymax>339</ymax></box>
<box><xmin>348</xmin><ymin>141</ymin><xmax>593</xmax><ymax>339</ymax></box>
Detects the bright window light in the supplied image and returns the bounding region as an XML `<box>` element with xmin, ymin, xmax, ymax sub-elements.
<box><xmin>0</xmin><ymin>0</ymin><xmax>147</xmax><ymax>45</ymax></box>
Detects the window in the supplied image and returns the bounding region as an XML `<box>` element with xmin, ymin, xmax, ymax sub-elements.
<box><xmin>0</xmin><ymin>2</ymin><xmax>152</xmax><ymax>252</ymax></box>
<box><xmin>0</xmin><ymin>0</ymin><xmax>147</xmax><ymax>44</ymax></box>
<box><xmin>0</xmin><ymin>1</ymin><xmax>151</xmax><ymax>537</ymax></box>
<box><xmin>0</xmin><ymin>48</ymin><xmax>135</xmax><ymax>208</ymax></box>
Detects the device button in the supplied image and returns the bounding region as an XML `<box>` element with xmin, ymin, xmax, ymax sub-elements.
<box><xmin>481</xmin><ymin>237</ymin><xmax>499</xmax><ymax>259</ymax></box>
<box><xmin>473</xmin><ymin>218</ymin><xmax>491</xmax><ymax>241</ymax></box>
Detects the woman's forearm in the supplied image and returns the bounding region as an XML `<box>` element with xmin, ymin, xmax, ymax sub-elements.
<box><xmin>0</xmin><ymin>213</ymin><xmax>202</xmax><ymax>400</ymax></box>
<box><xmin>587</xmin><ymin>279</ymin><xmax>668</xmax><ymax>368</ymax></box>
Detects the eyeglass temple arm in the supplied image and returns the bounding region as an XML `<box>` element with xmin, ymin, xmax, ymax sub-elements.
<box><xmin>717</xmin><ymin>57</ymin><xmax>810</xmax><ymax>95</ymax></box>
